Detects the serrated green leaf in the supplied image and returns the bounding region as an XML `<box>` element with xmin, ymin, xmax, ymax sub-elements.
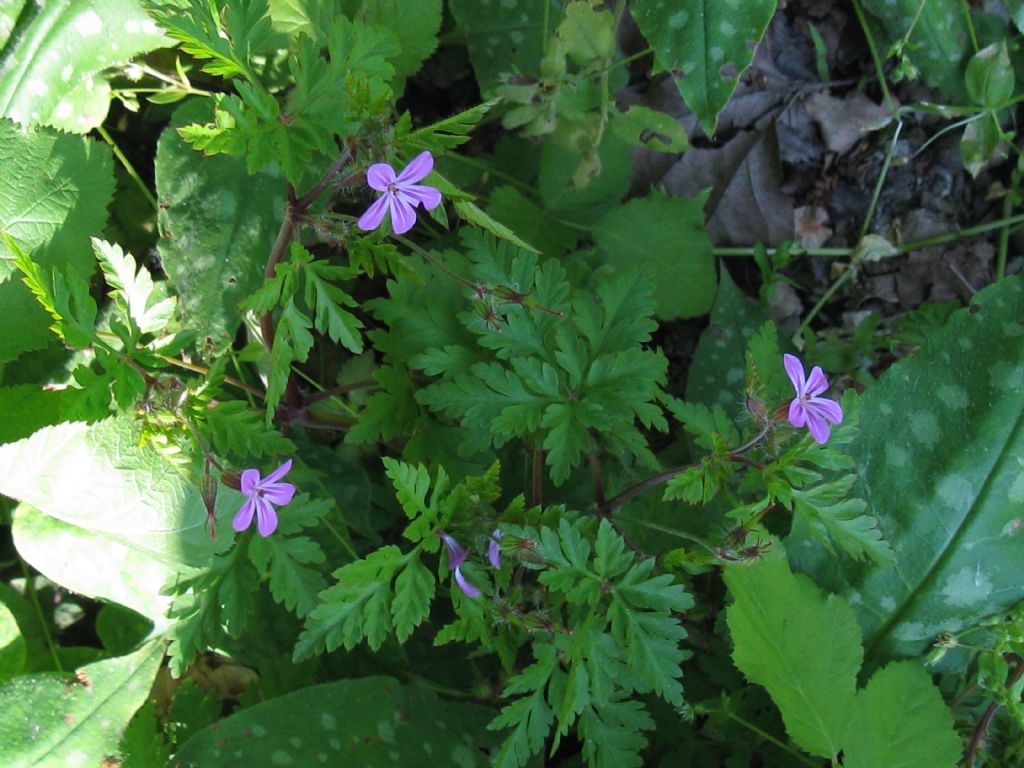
<box><xmin>578</xmin><ymin>698</ymin><xmax>653</xmax><ymax>768</ymax></box>
<box><xmin>0</xmin><ymin>640</ymin><xmax>163</xmax><ymax>768</ymax></box>
<box><xmin>0</xmin><ymin>1</ymin><xmax>168</xmax><ymax>132</ymax></box>
<box><xmin>265</xmin><ymin>299</ymin><xmax>315</xmax><ymax>418</ymax></box>
<box><xmin>843</xmin><ymin>660</ymin><xmax>961</xmax><ymax>768</ymax></box>
<box><xmin>391</xmin><ymin>555</ymin><xmax>435</xmax><ymax>642</ymax></box>
<box><xmin>789</xmin><ymin>276</ymin><xmax>1024</xmax><ymax>660</ymax></box>
<box><xmin>343</xmin><ymin>0</ymin><xmax>442</xmax><ymax>84</ymax></box>
<box><xmin>197</xmin><ymin>400</ymin><xmax>295</xmax><ymax>461</ymax></box>
<box><xmin>249</xmin><ymin>531</ymin><xmax>326</xmax><ymax>619</ymax></box>
<box><xmin>294</xmin><ymin>546</ymin><xmax>405</xmax><ymax>658</ymax></box>
<box><xmin>592</xmin><ymin>191</ymin><xmax>715</xmax><ymax>320</ymax></box>
<box><xmin>0</xmin><ymin>119</ymin><xmax>113</xmax><ymax>362</ymax></box>
<box><xmin>630</xmin><ymin>0</ymin><xmax>775</xmax><ymax>136</ymax></box>
<box><xmin>490</xmin><ymin>689</ymin><xmax>555</xmax><ymax>768</ymax></box>
<box><xmin>118</xmin><ymin>701</ymin><xmax>172</xmax><ymax>768</ymax></box>
<box><xmin>455</xmin><ymin>198</ymin><xmax>541</xmax><ymax>254</ymax></box>
<box><xmin>303</xmin><ymin>257</ymin><xmax>363</xmax><ymax>352</ymax></box>
<box><xmin>155</xmin><ymin>99</ymin><xmax>287</xmax><ymax>351</ymax></box>
<box><xmin>725</xmin><ymin>553</ymin><xmax>861</xmax><ymax>760</ymax></box>
<box><xmin>93</xmin><ymin>238</ymin><xmax>176</xmax><ymax>336</ymax></box>
<box><xmin>175</xmin><ymin>676</ymin><xmax>496</xmax><ymax>767</ymax></box>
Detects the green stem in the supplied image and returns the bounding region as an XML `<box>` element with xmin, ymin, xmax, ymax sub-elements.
<box><xmin>20</xmin><ymin>559</ymin><xmax>63</xmax><ymax>672</ymax></box>
<box><xmin>714</xmin><ymin>246</ymin><xmax>851</xmax><ymax>258</ymax></box>
<box><xmin>859</xmin><ymin>120</ymin><xmax>902</xmax><ymax>241</ymax></box>
<box><xmin>95</xmin><ymin>124</ymin><xmax>157</xmax><ymax>210</ymax></box>
<box><xmin>712</xmin><ymin>708</ymin><xmax>821</xmax><ymax>768</ymax></box>
<box><xmin>997</xmin><ymin>193</ymin><xmax>1012</xmax><ymax>280</ymax></box>
<box><xmin>321</xmin><ymin>517</ymin><xmax>360</xmax><ymax>562</ymax></box>
<box><xmin>895</xmin><ymin>211</ymin><xmax>1024</xmax><ymax>255</ymax></box>
<box><xmin>614</xmin><ymin>513</ymin><xmax>716</xmax><ymax>554</ymax></box>
<box><xmin>851</xmin><ymin>0</ymin><xmax>896</xmax><ymax>115</ymax></box>
<box><xmin>793</xmin><ymin>268</ymin><xmax>855</xmax><ymax>343</ymax></box>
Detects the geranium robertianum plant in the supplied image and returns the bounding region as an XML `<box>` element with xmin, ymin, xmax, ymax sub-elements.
<box><xmin>0</xmin><ymin>2</ymin><xmax>1022</xmax><ymax>767</ymax></box>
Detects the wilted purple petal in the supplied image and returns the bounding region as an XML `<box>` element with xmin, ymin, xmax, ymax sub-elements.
<box><xmin>396</xmin><ymin>151</ymin><xmax>433</xmax><ymax>184</ymax></box>
<box><xmin>357</xmin><ymin>194</ymin><xmax>391</xmax><ymax>231</ymax></box>
<box><xmin>389</xmin><ymin>195</ymin><xmax>417</xmax><ymax>235</ymax></box>
<box><xmin>441</xmin><ymin>533</ymin><xmax>468</xmax><ymax>569</ymax></box>
<box><xmin>487</xmin><ymin>529</ymin><xmax>503</xmax><ymax>569</ymax></box>
<box><xmin>233</xmin><ymin>496</ymin><xmax>256</xmax><ymax>532</ymax></box>
<box><xmin>366</xmin><ymin>163</ymin><xmax>397</xmax><ymax>192</ymax></box>
<box><xmin>454</xmin><ymin>567</ymin><xmax>481</xmax><ymax>598</ymax></box>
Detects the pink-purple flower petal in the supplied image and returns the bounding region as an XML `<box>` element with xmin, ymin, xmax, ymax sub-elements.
<box><xmin>454</xmin><ymin>567</ymin><xmax>481</xmax><ymax>598</ymax></box>
<box><xmin>357</xmin><ymin>194</ymin><xmax>391</xmax><ymax>231</ymax></box>
<box><xmin>396</xmin><ymin>151</ymin><xmax>433</xmax><ymax>184</ymax></box>
<box><xmin>809</xmin><ymin>396</ymin><xmax>844</xmax><ymax>425</ymax></box>
<box><xmin>233</xmin><ymin>496</ymin><xmax>256</xmax><ymax>532</ymax></box>
<box><xmin>263</xmin><ymin>459</ymin><xmax>293</xmax><ymax>485</ymax></box>
<box><xmin>399</xmin><ymin>184</ymin><xmax>442</xmax><ymax>210</ymax></box>
<box><xmin>806</xmin><ymin>414</ymin><xmax>831</xmax><ymax>444</ymax></box>
<box><xmin>366</xmin><ymin>163</ymin><xmax>397</xmax><ymax>191</ymax></box>
<box><xmin>805</xmin><ymin>366</ymin><xmax>829</xmax><ymax>397</ymax></box>
<box><xmin>783</xmin><ymin>354</ymin><xmax>843</xmax><ymax>444</ymax></box>
<box><xmin>487</xmin><ymin>529</ymin><xmax>503</xmax><ymax>569</ymax></box>
<box><xmin>255</xmin><ymin>496</ymin><xmax>278</xmax><ymax>537</ymax></box>
<box><xmin>788</xmin><ymin>399</ymin><xmax>807</xmax><ymax>428</ymax></box>
<box><xmin>783</xmin><ymin>353</ymin><xmax>805</xmax><ymax>391</ymax></box>
<box><xmin>240</xmin><ymin>468</ymin><xmax>260</xmax><ymax>496</ymax></box>
<box><xmin>389</xmin><ymin>195</ymin><xmax>417</xmax><ymax>235</ymax></box>
<box><xmin>260</xmin><ymin>483</ymin><xmax>296</xmax><ymax>506</ymax></box>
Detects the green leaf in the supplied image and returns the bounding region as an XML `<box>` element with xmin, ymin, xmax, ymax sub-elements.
<box><xmin>303</xmin><ymin>254</ymin><xmax>364</xmax><ymax>352</ymax></box>
<box><xmin>455</xmin><ymin>198</ymin><xmax>541</xmax><ymax>254</ymax></box>
<box><xmin>593</xmin><ymin>191</ymin><xmax>715</xmax><ymax>320</ymax></box>
<box><xmin>118</xmin><ymin>701</ymin><xmax>172</xmax><ymax>768</ymax></box>
<box><xmin>789</xmin><ymin>276</ymin><xmax>1024</xmax><ymax>660</ymax></box>
<box><xmin>249</xmin><ymin>525</ymin><xmax>326</xmax><ymax>620</ymax></box>
<box><xmin>0</xmin><ymin>417</ymin><xmax>230</xmax><ymax>572</ymax></box>
<box><xmin>448</xmin><ymin>0</ymin><xmax>551</xmax><ymax>94</ymax></box>
<box><xmin>155</xmin><ymin>99</ymin><xmax>287</xmax><ymax>351</ymax></box>
<box><xmin>843</xmin><ymin>661</ymin><xmax>962</xmax><ymax>768</ymax></box>
<box><xmin>578</xmin><ymin>698</ymin><xmax>653</xmax><ymax>768</ymax></box>
<box><xmin>685</xmin><ymin>268</ymin><xmax>768</xmax><ymax>417</ymax></box>
<box><xmin>965</xmin><ymin>41</ymin><xmax>1014</xmax><ymax>109</ymax></box>
<box><xmin>487</xmin><ymin>185</ymin><xmax>577</xmax><ymax>258</ymax></box>
<box><xmin>725</xmin><ymin>553</ymin><xmax>861</xmax><ymax>759</ymax></box>
<box><xmin>0</xmin><ymin>119</ymin><xmax>114</xmax><ymax>362</ymax></box>
<box><xmin>490</xmin><ymin>689</ymin><xmax>554</xmax><ymax>768</ymax></box>
<box><xmin>0</xmin><ymin>599</ymin><xmax>25</xmax><ymax>681</ymax></box>
<box><xmin>0</xmin><ymin>0</ymin><xmax>168</xmax><ymax>132</ymax></box>
<box><xmin>266</xmin><ymin>299</ymin><xmax>315</xmax><ymax>417</ymax></box>
<box><xmin>391</xmin><ymin>555</ymin><xmax>435</xmax><ymax>643</ymax></box>
<box><xmin>859</xmin><ymin>0</ymin><xmax>970</xmax><ymax>100</ymax></box>
<box><xmin>12</xmin><ymin>504</ymin><xmax>177</xmax><ymax>624</ymax></box>
<box><xmin>0</xmin><ymin>385</ymin><xmax>63</xmax><ymax>444</ymax></box>
<box><xmin>343</xmin><ymin>0</ymin><xmax>442</xmax><ymax>84</ymax></box>
<box><xmin>175</xmin><ymin>676</ymin><xmax>496</xmax><ymax>767</ymax></box>
<box><xmin>630</xmin><ymin>0</ymin><xmax>776</xmax><ymax>136</ymax></box>
<box><xmin>0</xmin><ymin>640</ymin><xmax>164</xmax><ymax>768</ymax></box>
<box><xmin>610</xmin><ymin>105</ymin><xmax>688</xmax><ymax>153</ymax></box>
<box><xmin>294</xmin><ymin>546</ymin><xmax>404</xmax><ymax>658</ymax></box>
<box><xmin>0</xmin><ymin>1</ymin><xmax>25</xmax><ymax>50</ymax></box>
<box><xmin>197</xmin><ymin>400</ymin><xmax>295</xmax><ymax>462</ymax></box>
<box><xmin>94</xmin><ymin>238</ymin><xmax>177</xmax><ymax>336</ymax></box>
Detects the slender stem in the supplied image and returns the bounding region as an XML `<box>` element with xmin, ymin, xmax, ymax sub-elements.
<box><xmin>965</xmin><ymin>657</ymin><xmax>1024</xmax><ymax>767</ymax></box>
<box><xmin>997</xmin><ymin>193</ymin><xmax>1011</xmax><ymax>280</ymax></box>
<box><xmin>615</xmin><ymin>513</ymin><xmax>717</xmax><ymax>554</ymax></box>
<box><xmin>714</xmin><ymin>246</ymin><xmax>851</xmax><ymax>258</ymax></box>
<box><xmin>304</xmin><ymin>379</ymin><xmax>378</xmax><ymax>405</ymax></box>
<box><xmin>895</xmin><ymin>211</ymin><xmax>1024</xmax><ymax>255</ymax></box>
<box><xmin>95</xmin><ymin>125</ymin><xmax>158</xmax><ymax>210</ymax></box>
<box><xmin>959</xmin><ymin>0</ymin><xmax>979</xmax><ymax>52</ymax></box>
<box><xmin>588</xmin><ymin>446</ymin><xmax>605</xmax><ymax>507</ymax></box>
<box><xmin>851</xmin><ymin>0</ymin><xmax>896</xmax><ymax>114</ymax></box>
<box><xmin>859</xmin><ymin>120</ymin><xmax>903</xmax><ymax>241</ymax></box>
<box><xmin>260</xmin><ymin>212</ymin><xmax>297</xmax><ymax>354</ymax></box>
<box><xmin>19</xmin><ymin>559</ymin><xmax>63</xmax><ymax>672</ymax></box>
<box><xmin>157</xmin><ymin>354</ymin><xmax>265</xmax><ymax>398</ymax></box>
<box><xmin>321</xmin><ymin>517</ymin><xmax>360</xmax><ymax>562</ymax></box>
<box><xmin>532</xmin><ymin>448</ymin><xmax>543</xmax><ymax>508</ymax></box>
<box><xmin>294</xmin><ymin>146</ymin><xmax>354</xmax><ymax>210</ymax></box>
<box><xmin>793</xmin><ymin>269</ymin><xmax>855</xmax><ymax>343</ymax></box>
<box><xmin>712</xmin><ymin>708</ymin><xmax>821</xmax><ymax>768</ymax></box>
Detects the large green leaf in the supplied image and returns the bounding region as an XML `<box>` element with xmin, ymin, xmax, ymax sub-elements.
<box><xmin>844</xmin><ymin>661</ymin><xmax>961</xmax><ymax>768</ymax></box>
<box><xmin>592</xmin><ymin>191</ymin><xmax>715</xmax><ymax>320</ymax></box>
<box><xmin>0</xmin><ymin>417</ymin><xmax>234</xmax><ymax>571</ymax></box>
<box><xmin>790</xmin><ymin>275</ymin><xmax>1024</xmax><ymax>661</ymax></box>
<box><xmin>0</xmin><ymin>0</ymin><xmax>26</xmax><ymax>50</ymax></box>
<box><xmin>342</xmin><ymin>0</ymin><xmax>442</xmax><ymax>84</ymax></box>
<box><xmin>0</xmin><ymin>119</ymin><xmax>114</xmax><ymax>362</ymax></box>
<box><xmin>0</xmin><ymin>599</ymin><xmax>25</xmax><ymax>682</ymax></box>
<box><xmin>0</xmin><ymin>640</ymin><xmax>163</xmax><ymax>768</ymax></box>
<box><xmin>0</xmin><ymin>0</ymin><xmax>168</xmax><ymax>132</ymax></box>
<box><xmin>725</xmin><ymin>553</ymin><xmax>861</xmax><ymax>760</ymax></box>
<box><xmin>12</xmin><ymin>504</ymin><xmax>177</xmax><ymax>624</ymax></box>
<box><xmin>448</xmin><ymin>0</ymin><xmax>553</xmax><ymax>94</ymax></box>
<box><xmin>174</xmin><ymin>676</ymin><xmax>497</xmax><ymax>767</ymax></box>
<box><xmin>0</xmin><ymin>385</ymin><xmax>63</xmax><ymax>443</ymax></box>
<box><xmin>630</xmin><ymin>0</ymin><xmax>776</xmax><ymax>136</ymax></box>
<box><xmin>685</xmin><ymin>268</ymin><xmax>768</xmax><ymax>416</ymax></box>
<box><xmin>860</xmin><ymin>0</ymin><xmax>969</xmax><ymax>101</ymax></box>
<box><xmin>155</xmin><ymin>100</ymin><xmax>287</xmax><ymax>352</ymax></box>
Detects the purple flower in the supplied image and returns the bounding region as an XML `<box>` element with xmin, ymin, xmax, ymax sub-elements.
<box><xmin>357</xmin><ymin>151</ymin><xmax>442</xmax><ymax>235</ymax></box>
<box><xmin>487</xmin><ymin>529</ymin><xmax>503</xmax><ymax>569</ymax></box>
<box><xmin>232</xmin><ymin>459</ymin><xmax>297</xmax><ymax>537</ymax></box>
<box><xmin>439</xmin><ymin>532</ymin><xmax>480</xmax><ymax>598</ymax></box>
<box><xmin>783</xmin><ymin>354</ymin><xmax>844</xmax><ymax>444</ymax></box>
